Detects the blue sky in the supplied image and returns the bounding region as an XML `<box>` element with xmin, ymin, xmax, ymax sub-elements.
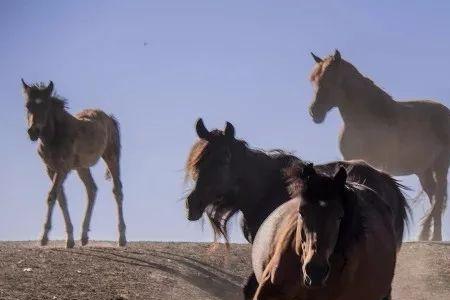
<box><xmin>0</xmin><ymin>1</ymin><xmax>449</xmax><ymax>242</ymax></box>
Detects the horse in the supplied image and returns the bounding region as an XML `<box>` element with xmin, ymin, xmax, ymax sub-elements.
<box><xmin>251</xmin><ymin>163</ymin><xmax>397</xmax><ymax>300</ymax></box>
<box><xmin>308</xmin><ymin>50</ymin><xmax>450</xmax><ymax>241</ymax></box>
<box><xmin>21</xmin><ymin>80</ymin><xmax>126</xmax><ymax>248</ymax></box>
<box><xmin>185</xmin><ymin>118</ymin><xmax>408</xmax><ymax>245</ymax></box>
<box><xmin>184</xmin><ymin>119</ymin><xmax>409</xmax><ymax>297</ymax></box>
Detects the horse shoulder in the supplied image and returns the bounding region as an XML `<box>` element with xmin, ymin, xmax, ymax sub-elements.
<box><xmin>252</xmin><ymin>198</ymin><xmax>299</xmax><ymax>282</ymax></box>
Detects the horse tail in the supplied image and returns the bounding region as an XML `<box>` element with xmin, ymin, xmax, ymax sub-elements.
<box><xmin>105</xmin><ymin>115</ymin><xmax>121</xmax><ymax>180</ymax></box>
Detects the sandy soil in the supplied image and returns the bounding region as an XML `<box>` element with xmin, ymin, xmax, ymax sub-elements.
<box><xmin>0</xmin><ymin>241</ymin><xmax>448</xmax><ymax>300</ymax></box>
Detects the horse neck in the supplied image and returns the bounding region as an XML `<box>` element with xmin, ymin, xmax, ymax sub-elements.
<box><xmin>40</xmin><ymin>106</ymin><xmax>75</xmax><ymax>145</ymax></box>
<box><xmin>338</xmin><ymin>64</ymin><xmax>398</xmax><ymax>126</ymax></box>
<box><xmin>236</xmin><ymin>151</ymin><xmax>291</xmax><ymax>236</ymax></box>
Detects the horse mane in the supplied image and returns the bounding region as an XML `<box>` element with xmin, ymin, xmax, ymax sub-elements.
<box><xmin>27</xmin><ymin>82</ymin><xmax>68</xmax><ymax>111</ymax></box>
<box><xmin>310</xmin><ymin>55</ymin><xmax>397</xmax><ymax>121</ymax></box>
<box><xmin>185</xmin><ymin>133</ymin><xmax>299</xmax><ymax>242</ymax></box>
<box><xmin>341</xmin><ymin>60</ymin><xmax>397</xmax><ymax>114</ymax></box>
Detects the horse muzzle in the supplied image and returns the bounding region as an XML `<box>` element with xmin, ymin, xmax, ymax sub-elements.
<box><xmin>304</xmin><ymin>262</ymin><xmax>330</xmax><ymax>288</ymax></box>
<box><xmin>27</xmin><ymin>127</ymin><xmax>40</xmax><ymax>141</ymax></box>
<box><xmin>309</xmin><ymin>107</ymin><xmax>326</xmax><ymax>124</ymax></box>
<box><xmin>185</xmin><ymin>195</ymin><xmax>205</xmax><ymax>221</ymax></box>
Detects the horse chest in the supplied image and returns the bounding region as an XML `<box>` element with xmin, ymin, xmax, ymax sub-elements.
<box><xmin>38</xmin><ymin>142</ymin><xmax>74</xmax><ymax>170</ymax></box>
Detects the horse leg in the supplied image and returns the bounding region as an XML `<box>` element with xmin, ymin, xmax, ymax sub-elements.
<box><xmin>243</xmin><ymin>272</ymin><xmax>258</xmax><ymax>300</ymax></box>
<box><xmin>240</xmin><ymin>215</ymin><xmax>253</xmax><ymax>243</ymax></box>
<box><xmin>417</xmin><ymin>169</ymin><xmax>436</xmax><ymax>241</ymax></box>
<box><xmin>103</xmin><ymin>154</ymin><xmax>127</xmax><ymax>246</ymax></box>
<box><xmin>431</xmin><ymin>157</ymin><xmax>449</xmax><ymax>241</ymax></box>
<box><xmin>382</xmin><ymin>287</ymin><xmax>392</xmax><ymax>300</ymax></box>
<box><xmin>41</xmin><ymin>170</ymin><xmax>68</xmax><ymax>246</ymax></box>
<box><xmin>57</xmin><ymin>187</ymin><xmax>75</xmax><ymax>248</ymax></box>
<box><xmin>77</xmin><ymin>168</ymin><xmax>98</xmax><ymax>246</ymax></box>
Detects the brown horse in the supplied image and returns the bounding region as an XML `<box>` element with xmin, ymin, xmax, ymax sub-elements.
<box><xmin>251</xmin><ymin>163</ymin><xmax>396</xmax><ymax>300</ymax></box>
<box><xmin>22</xmin><ymin>80</ymin><xmax>126</xmax><ymax>248</ymax></box>
<box><xmin>308</xmin><ymin>50</ymin><xmax>450</xmax><ymax>241</ymax></box>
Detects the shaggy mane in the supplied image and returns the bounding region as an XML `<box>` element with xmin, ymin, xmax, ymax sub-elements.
<box><xmin>27</xmin><ymin>82</ymin><xmax>68</xmax><ymax>110</ymax></box>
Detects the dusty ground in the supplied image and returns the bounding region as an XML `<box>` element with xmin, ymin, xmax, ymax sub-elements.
<box><xmin>0</xmin><ymin>241</ymin><xmax>448</xmax><ymax>300</ymax></box>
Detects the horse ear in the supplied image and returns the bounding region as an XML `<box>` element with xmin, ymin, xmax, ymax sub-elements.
<box><xmin>334</xmin><ymin>166</ymin><xmax>347</xmax><ymax>187</ymax></box>
<box><xmin>300</xmin><ymin>163</ymin><xmax>316</xmax><ymax>180</ymax></box>
<box><xmin>224</xmin><ymin>121</ymin><xmax>235</xmax><ymax>139</ymax></box>
<box><xmin>45</xmin><ymin>81</ymin><xmax>54</xmax><ymax>96</ymax></box>
<box><xmin>334</xmin><ymin>49</ymin><xmax>341</xmax><ymax>63</ymax></box>
<box><xmin>311</xmin><ymin>52</ymin><xmax>323</xmax><ymax>63</ymax></box>
<box><xmin>195</xmin><ymin>118</ymin><xmax>211</xmax><ymax>141</ymax></box>
<box><xmin>21</xmin><ymin>78</ymin><xmax>30</xmax><ymax>93</ymax></box>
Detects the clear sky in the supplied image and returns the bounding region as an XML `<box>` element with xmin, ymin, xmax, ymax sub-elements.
<box><xmin>1</xmin><ymin>1</ymin><xmax>449</xmax><ymax>243</ymax></box>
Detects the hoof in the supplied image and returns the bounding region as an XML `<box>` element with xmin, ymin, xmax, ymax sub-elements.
<box><xmin>418</xmin><ymin>229</ymin><xmax>430</xmax><ymax>241</ymax></box>
<box><xmin>66</xmin><ymin>239</ymin><xmax>75</xmax><ymax>249</ymax></box>
<box><xmin>40</xmin><ymin>237</ymin><xmax>49</xmax><ymax>246</ymax></box>
<box><xmin>118</xmin><ymin>236</ymin><xmax>127</xmax><ymax>247</ymax></box>
<box><xmin>81</xmin><ymin>236</ymin><xmax>89</xmax><ymax>246</ymax></box>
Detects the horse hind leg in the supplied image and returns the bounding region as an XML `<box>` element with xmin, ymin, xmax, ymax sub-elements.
<box><xmin>77</xmin><ymin>168</ymin><xmax>98</xmax><ymax>246</ymax></box>
<box><xmin>417</xmin><ymin>169</ymin><xmax>436</xmax><ymax>241</ymax></box>
<box><xmin>103</xmin><ymin>153</ymin><xmax>127</xmax><ymax>247</ymax></box>
<box><xmin>431</xmin><ymin>156</ymin><xmax>449</xmax><ymax>241</ymax></box>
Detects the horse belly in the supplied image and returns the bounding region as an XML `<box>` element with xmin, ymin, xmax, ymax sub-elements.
<box><xmin>340</xmin><ymin>126</ymin><xmax>438</xmax><ymax>175</ymax></box>
<box><xmin>73</xmin><ymin>121</ymin><xmax>109</xmax><ymax>168</ymax></box>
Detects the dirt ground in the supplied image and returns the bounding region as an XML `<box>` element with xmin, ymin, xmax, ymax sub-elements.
<box><xmin>0</xmin><ymin>241</ymin><xmax>448</xmax><ymax>300</ymax></box>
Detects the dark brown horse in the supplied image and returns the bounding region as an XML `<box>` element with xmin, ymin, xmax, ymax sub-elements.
<box><xmin>251</xmin><ymin>163</ymin><xmax>397</xmax><ymax>300</ymax></box>
<box><xmin>184</xmin><ymin>119</ymin><xmax>409</xmax><ymax>297</ymax></box>
<box><xmin>308</xmin><ymin>50</ymin><xmax>450</xmax><ymax>241</ymax></box>
<box><xmin>22</xmin><ymin>80</ymin><xmax>126</xmax><ymax>248</ymax></box>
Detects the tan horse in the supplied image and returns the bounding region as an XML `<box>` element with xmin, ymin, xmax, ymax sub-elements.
<box><xmin>308</xmin><ymin>50</ymin><xmax>450</xmax><ymax>241</ymax></box>
<box><xmin>22</xmin><ymin>80</ymin><xmax>126</xmax><ymax>248</ymax></box>
<box><xmin>251</xmin><ymin>163</ymin><xmax>397</xmax><ymax>300</ymax></box>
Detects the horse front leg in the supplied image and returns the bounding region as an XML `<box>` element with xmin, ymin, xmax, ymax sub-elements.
<box><xmin>57</xmin><ymin>187</ymin><xmax>75</xmax><ymax>248</ymax></box>
<box><xmin>41</xmin><ymin>170</ymin><xmax>68</xmax><ymax>246</ymax></box>
<box><xmin>243</xmin><ymin>272</ymin><xmax>258</xmax><ymax>300</ymax></box>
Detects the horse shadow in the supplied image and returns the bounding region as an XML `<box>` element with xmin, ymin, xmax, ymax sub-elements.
<box><xmin>58</xmin><ymin>247</ymin><xmax>244</xmax><ymax>300</ymax></box>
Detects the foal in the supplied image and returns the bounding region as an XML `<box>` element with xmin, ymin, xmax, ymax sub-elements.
<box><xmin>22</xmin><ymin>80</ymin><xmax>126</xmax><ymax>248</ymax></box>
<box><xmin>251</xmin><ymin>164</ymin><xmax>397</xmax><ymax>300</ymax></box>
